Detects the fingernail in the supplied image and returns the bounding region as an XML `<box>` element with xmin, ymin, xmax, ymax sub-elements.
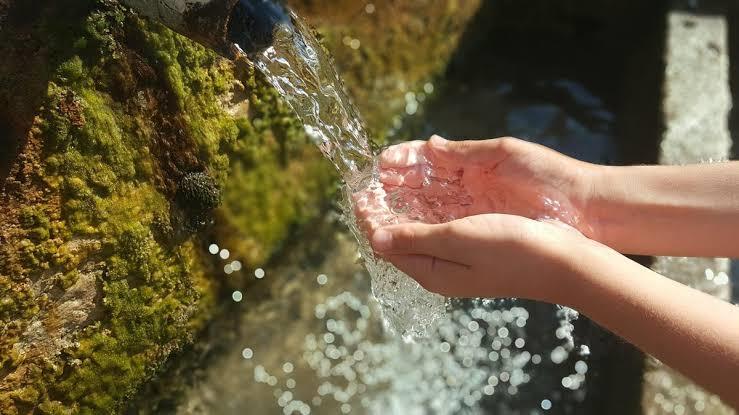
<box><xmin>371</xmin><ymin>229</ymin><xmax>393</xmax><ymax>252</ymax></box>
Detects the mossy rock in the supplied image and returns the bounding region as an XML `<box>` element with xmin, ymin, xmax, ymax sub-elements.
<box><xmin>0</xmin><ymin>0</ymin><xmax>479</xmax><ymax>413</ymax></box>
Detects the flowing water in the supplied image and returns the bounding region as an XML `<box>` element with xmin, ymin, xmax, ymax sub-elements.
<box><xmin>233</xmin><ymin>13</ymin><xmax>448</xmax><ymax>340</ymax></box>
<box><xmin>210</xmin><ymin>7</ymin><xmax>600</xmax><ymax>414</ymax></box>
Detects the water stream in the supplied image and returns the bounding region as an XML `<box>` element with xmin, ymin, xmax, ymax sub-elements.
<box><xmin>234</xmin><ymin>12</ymin><xmax>448</xmax><ymax>340</ymax></box>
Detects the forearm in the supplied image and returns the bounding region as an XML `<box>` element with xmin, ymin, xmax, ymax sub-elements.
<box><xmin>563</xmin><ymin>244</ymin><xmax>739</xmax><ymax>408</ymax></box>
<box><xmin>587</xmin><ymin>162</ymin><xmax>739</xmax><ymax>257</ymax></box>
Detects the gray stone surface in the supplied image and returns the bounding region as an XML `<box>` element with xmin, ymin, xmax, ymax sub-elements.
<box><xmin>661</xmin><ymin>11</ymin><xmax>732</xmax><ymax>165</ymax></box>
<box><xmin>642</xmin><ymin>3</ymin><xmax>735</xmax><ymax>414</ymax></box>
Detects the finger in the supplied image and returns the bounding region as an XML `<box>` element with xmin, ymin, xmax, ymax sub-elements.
<box><xmin>379</xmin><ymin>140</ymin><xmax>428</xmax><ymax>169</ymax></box>
<box><xmin>428</xmin><ymin>135</ymin><xmax>513</xmax><ymax>166</ymax></box>
<box><xmin>386</xmin><ymin>254</ymin><xmax>470</xmax><ymax>296</ymax></box>
<box><xmin>379</xmin><ymin>165</ymin><xmax>427</xmax><ymax>188</ymax></box>
<box><xmin>371</xmin><ymin>222</ymin><xmax>472</xmax><ymax>264</ymax></box>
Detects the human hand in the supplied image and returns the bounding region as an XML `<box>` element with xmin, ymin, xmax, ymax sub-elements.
<box><xmin>368</xmin><ymin>213</ymin><xmax>594</xmax><ymax>303</ymax></box>
<box><xmin>356</xmin><ymin>135</ymin><xmax>599</xmax><ymax>238</ymax></box>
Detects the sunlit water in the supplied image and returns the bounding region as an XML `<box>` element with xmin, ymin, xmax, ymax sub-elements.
<box><xmin>220</xmin><ymin>8</ymin><xmax>593</xmax><ymax>414</ymax></box>
<box><xmin>234</xmin><ymin>13</ymin><xmax>447</xmax><ymax>340</ymax></box>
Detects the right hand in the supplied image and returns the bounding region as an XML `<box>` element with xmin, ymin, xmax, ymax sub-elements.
<box><xmin>355</xmin><ymin>135</ymin><xmax>601</xmax><ymax>238</ymax></box>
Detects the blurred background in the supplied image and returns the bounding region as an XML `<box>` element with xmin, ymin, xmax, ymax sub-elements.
<box><xmin>0</xmin><ymin>0</ymin><xmax>737</xmax><ymax>414</ymax></box>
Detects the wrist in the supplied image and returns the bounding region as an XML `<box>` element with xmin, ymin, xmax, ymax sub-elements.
<box><xmin>578</xmin><ymin>163</ymin><xmax>618</xmax><ymax>244</ymax></box>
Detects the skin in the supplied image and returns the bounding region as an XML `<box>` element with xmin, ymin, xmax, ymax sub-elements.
<box><xmin>353</xmin><ymin>135</ymin><xmax>739</xmax><ymax>409</ymax></box>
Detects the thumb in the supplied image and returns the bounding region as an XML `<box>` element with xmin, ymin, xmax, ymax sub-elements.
<box><xmin>370</xmin><ymin>222</ymin><xmax>470</xmax><ymax>264</ymax></box>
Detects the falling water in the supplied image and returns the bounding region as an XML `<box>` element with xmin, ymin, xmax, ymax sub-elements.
<box><xmin>232</xmin><ymin>12</ymin><xmax>447</xmax><ymax>340</ymax></box>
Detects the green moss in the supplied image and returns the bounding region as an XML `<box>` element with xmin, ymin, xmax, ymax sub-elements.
<box><xmin>1</xmin><ymin>0</ymin><xmax>475</xmax><ymax>411</ymax></box>
<box><xmin>137</xmin><ymin>20</ymin><xmax>240</xmax><ymax>184</ymax></box>
<box><xmin>1</xmin><ymin>0</ymin><xmax>335</xmax><ymax>412</ymax></box>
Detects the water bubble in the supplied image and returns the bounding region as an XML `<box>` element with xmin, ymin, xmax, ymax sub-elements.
<box><xmin>424</xmin><ymin>82</ymin><xmax>435</xmax><ymax>94</ymax></box>
<box><xmin>562</xmin><ymin>376</ymin><xmax>573</xmax><ymax>388</ymax></box>
<box><xmin>341</xmin><ymin>403</ymin><xmax>351</xmax><ymax>414</ymax></box>
<box><xmin>317</xmin><ymin>274</ymin><xmax>328</xmax><ymax>285</ymax></box>
<box><xmin>405</xmin><ymin>101</ymin><xmax>418</xmax><ymax>115</ymax></box>
<box><xmin>514</xmin><ymin>338</ymin><xmax>525</xmax><ymax>348</ymax></box>
<box><xmin>575</xmin><ymin>360</ymin><xmax>588</xmax><ymax>374</ymax></box>
<box><xmin>541</xmin><ymin>399</ymin><xmax>553</xmax><ymax>410</ymax></box>
<box><xmin>224</xmin><ymin>264</ymin><xmax>234</xmax><ymax>274</ymax></box>
<box><xmin>497</xmin><ymin>327</ymin><xmax>509</xmax><ymax>338</ymax></box>
<box><xmin>283</xmin><ymin>362</ymin><xmax>294</xmax><ymax>373</ymax></box>
<box><xmin>208</xmin><ymin>244</ymin><xmax>219</xmax><ymax>254</ymax></box>
<box><xmin>365</xmin><ymin>3</ymin><xmax>375</xmax><ymax>14</ymax></box>
<box><xmin>255</xmin><ymin>268</ymin><xmax>265</xmax><ymax>279</ymax></box>
<box><xmin>714</xmin><ymin>272</ymin><xmax>729</xmax><ymax>285</ymax></box>
<box><xmin>241</xmin><ymin>347</ymin><xmax>253</xmax><ymax>359</ymax></box>
<box><xmin>440</xmin><ymin>342</ymin><xmax>451</xmax><ymax>353</ymax></box>
<box><xmin>324</xmin><ymin>333</ymin><xmax>335</xmax><ymax>344</ymax></box>
<box><xmin>705</xmin><ymin>268</ymin><xmax>715</xmax><ymax>280</ymax></box>
<box><xmin>232</xmin><ymin>291</ymin><xmax>243</xmax><ymax>302</ymax></box>
<box><xmin>231</xmin><ymin>260</ymin><xmax>242</xmax><ymax>271</ymax></box>
<box><xmin>349</xmin><ymin>39</ymin><xmax>361</xmax><ymax>50</ymax></box>
<box><xmin>286</xmin><ymin>378</ymin><xmax>296</xmax><ymax>389</ymax></box>
<box><xmin>467</xmin><ymin>321</ymin><xmax>479</xmax><ymax>332</ymax></box>
<box><xmin>483</xmin><ymin>385</ymin><xmax>495</xmax><ymax>395</ymax></box>
<box><xmin>550</xmin><ymin>346</ymin><xmax>568</xmax><ymax>364</ymax></box>
<box><xmin>219</xmin><ymin>249</ymin><xmax>230</xmax><ymax>259</ymax></box>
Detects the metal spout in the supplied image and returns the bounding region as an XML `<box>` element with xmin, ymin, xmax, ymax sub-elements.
<box><xmin>120</xmin><ymin>0</ymin><xmax>290</xmax><ymax>56</ymax></box>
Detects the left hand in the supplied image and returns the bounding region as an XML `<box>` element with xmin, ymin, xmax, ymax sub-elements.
<box><xmin>368</xmin><ymin>213</ymin><xmax>594</xmax><ymax>303</ymax></box>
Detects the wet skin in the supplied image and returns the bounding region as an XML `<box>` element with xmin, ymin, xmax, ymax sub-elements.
<box><xmin>354</xmin><ymin>135</ymin><xmax>596</xmax><ymax>237</ymax></box>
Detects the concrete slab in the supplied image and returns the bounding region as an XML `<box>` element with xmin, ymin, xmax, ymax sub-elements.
<box><xmin>642</xmin><ymin>2</ymin><xmax>735</xmax><ymax>414</ymax></box>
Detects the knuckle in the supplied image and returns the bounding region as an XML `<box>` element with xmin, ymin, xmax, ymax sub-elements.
<box><xmin>495</xmin><ymin>136</ymin><xmax>519</xmax><ymax>153</ymax></box>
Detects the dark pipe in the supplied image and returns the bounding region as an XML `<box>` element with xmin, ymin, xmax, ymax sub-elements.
<box><xmin>227</xmin><ymin>0</ymin><xmax>292</xmax><ymax>55</ymax></box>
<box><xmin>120</xmin><ymin>0</ymin><xmax>289</xmax><ymax>57</ymax></box>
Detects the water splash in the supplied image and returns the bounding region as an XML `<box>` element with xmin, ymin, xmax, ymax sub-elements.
<box><xmin>233</xmin><ymin>12</ymin><xmax>446</xmax><ymax>339</ymax></box>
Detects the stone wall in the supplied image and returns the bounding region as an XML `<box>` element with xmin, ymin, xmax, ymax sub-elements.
<box><xmin>0</xmin><ymin>0</ymin><xmax>480</xmax><ymax>413</ymax></box>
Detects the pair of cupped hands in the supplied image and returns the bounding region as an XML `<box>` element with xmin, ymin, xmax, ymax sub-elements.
<box><xmin>353</xmin><ymin>135</ymin><xmax>607</xmax><ymax>305</ymax></box>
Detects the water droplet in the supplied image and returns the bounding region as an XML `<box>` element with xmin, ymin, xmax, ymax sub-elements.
<box><xmin>317</xmin><ymin>274</ymin><xmax>328</xmax><ymax>285</ymax></box>
<box><xmin>561</xmin><ymin>376</ymin><xmax>573</xmax><ymax>388</ymax></box>
<box><xmin>575</xmin><ymin>360</ymin><xmax>588</xmax><ymax>374</ymax></box>
<box><xmin>541</xmin><ymin>399</ymin><xmax>552</xmax><ymax>410</ymax></box>
<box><xmin>232</xmin><ymin>290</ymin><xmax>243</xmax><ymax>302</ymax></box>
